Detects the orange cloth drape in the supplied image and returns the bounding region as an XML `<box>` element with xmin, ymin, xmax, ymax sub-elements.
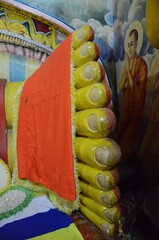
<box><xmin>17</xmin><ymin>34</ymin><xmax>76</xmax><ymax>201</ymax></box>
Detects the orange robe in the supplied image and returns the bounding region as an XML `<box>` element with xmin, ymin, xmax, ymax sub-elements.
<box><xmin>118</xmin><ymin>56</ymin><xmax>147</xmax><ymax>159</ymax></box>
<box><xmin>17</xmin><ymin>34</ymin><xmax>76</xmax><ymax>201</ymax></box>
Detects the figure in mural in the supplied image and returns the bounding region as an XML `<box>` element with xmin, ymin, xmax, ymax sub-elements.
<box><xmin>118</xmin><ymin>21</ymin><xmax>148</xmax><ymax>160</ymax></box>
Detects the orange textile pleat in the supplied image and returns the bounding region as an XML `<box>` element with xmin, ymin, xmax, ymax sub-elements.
<box><xmin>17</xmin><ymin>34</ymin><xmax>76</xmax><ymax>201</ymax></box>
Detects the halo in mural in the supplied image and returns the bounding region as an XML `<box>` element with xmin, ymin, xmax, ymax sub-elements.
<box><xmin>0</xmin><ymin>186</ymin><xmax>33</xmax><ymax>220</ymax></box>
<box><xmin>0</xmin><ymin>159</ymin><xmax>11</xmax><ymax>192</ymax></box>
<box><xmin>124</xmin><ymin>20</ymin><xmax>143</xmax><ymax>55</ymax></box>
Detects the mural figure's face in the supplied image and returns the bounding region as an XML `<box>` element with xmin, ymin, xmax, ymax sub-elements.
<box><xmin>127</xmin><ymin>33</ymin><xmax>137</xmax><ymax>59</ymax></box>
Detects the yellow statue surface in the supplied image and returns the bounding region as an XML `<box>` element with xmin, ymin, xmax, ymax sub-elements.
<box><xmin>0</xmin><ymin>3</ymin><xmax>122</xmax><ymax>236</ymax></box>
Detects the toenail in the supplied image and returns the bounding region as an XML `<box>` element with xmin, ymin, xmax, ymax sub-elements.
<box><xmin>83</xmin><ymin>65</ymin><xmax>94</xmax><ymax>79</ymax></box>
<box><xmin>76</xmin><ymin>28</ymin><xmax>85</xmax><ymax>40</ymax></box>
<box><xmin>80</xmin><ymin>44</ymin><xmax>89</xmax><ymax>57</ymax></box>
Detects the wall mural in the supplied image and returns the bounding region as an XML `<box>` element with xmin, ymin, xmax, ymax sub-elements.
<box><xmin>16</xmin><ymin>0</ymin><xmax>151</xmax><ymax>61</ymax></box>
<box><xmin>15</xmin><ymin>0</ymin><xmax>158</xmax><ymax>180</ymax></box>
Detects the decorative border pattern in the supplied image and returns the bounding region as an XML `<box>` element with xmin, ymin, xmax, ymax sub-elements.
<box><xmin>0</xmin><ymin>185</ymin><xmax>33</xmax><ymax>220</ymax></box>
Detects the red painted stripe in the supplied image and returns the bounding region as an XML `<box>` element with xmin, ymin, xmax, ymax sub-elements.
<box><xmin>0</xmin><ymin>79</ymin><xmax>7</xmax><ymax>164</ymax></box>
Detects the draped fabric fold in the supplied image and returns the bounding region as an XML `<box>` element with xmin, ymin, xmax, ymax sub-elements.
<box><xmin>17</xmin><ymin>34</ymin><xmax>76</xmax><ymax>201</ymax></box>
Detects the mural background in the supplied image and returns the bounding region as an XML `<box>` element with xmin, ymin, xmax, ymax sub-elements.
<box><xmin>15</xmin><ymin>0</ymin><xmax>152</xmax><ymax>106</ymax></box>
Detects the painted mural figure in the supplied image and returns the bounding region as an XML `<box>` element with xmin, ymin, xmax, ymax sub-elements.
<box><xmin>118</xmin><ymin>23</ymin><xmax>148</xmax><ymax>160</ymax></box>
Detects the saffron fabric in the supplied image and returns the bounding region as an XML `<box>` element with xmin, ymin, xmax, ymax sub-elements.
<box><xmin>17</xmin><ymin>34</ymin><xmax>76</xmax><ymax>200</ymax></box>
